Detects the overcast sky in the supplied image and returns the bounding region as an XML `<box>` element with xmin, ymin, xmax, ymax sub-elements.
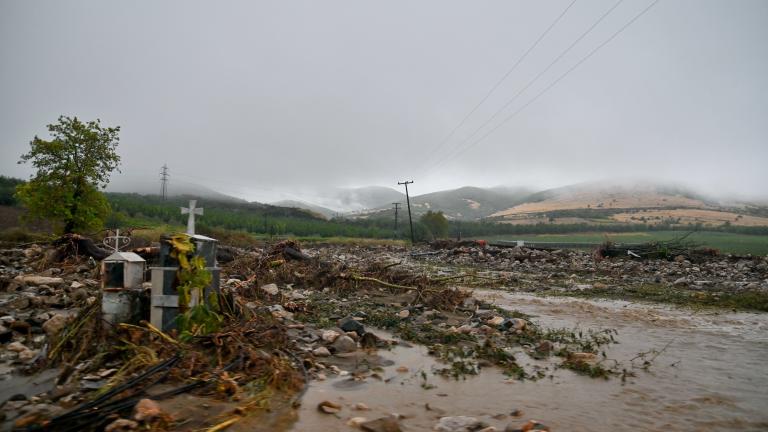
<box><xmin>1</xmin><ymin>0</ymin><xmax>766</xmax><ymax>203</ymax></box>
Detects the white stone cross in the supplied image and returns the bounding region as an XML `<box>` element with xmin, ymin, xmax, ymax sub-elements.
<box><xmin>103</xmin><ymin>229</ymin><xmax>130</xmax><ymax>252</ymax></box>
<box><xmin>181</xmin><ymin>200</ymin><xmax>204</xmax><ymax>235</ymax></box>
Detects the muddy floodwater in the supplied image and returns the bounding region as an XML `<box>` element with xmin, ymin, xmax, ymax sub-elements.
<box><xmin>291</xmin><ymin>292</ymin><xmax>768</xmax><ymax>431</ymax></box>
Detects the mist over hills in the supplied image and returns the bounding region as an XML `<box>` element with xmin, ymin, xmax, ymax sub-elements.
<box><xmin>100</xmin><ymin>174</ymin><xmax>768</xmax><ymax>227</ymax></box>
<box><xmin>271</xmin><ymin>200</ymin><xmax>336</xmax><ymax>219</ymax></box>
<box><xmin>107</xmin><ymin>176</ymin><xmax>246</xmax><ymax>203</ymax></box>
<box><xmin>488</xmin><ymin>182</ymin><xmax>768</xmax><ymax>227</ymax></box>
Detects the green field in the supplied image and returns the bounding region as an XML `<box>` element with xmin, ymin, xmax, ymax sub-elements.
<box><xmin>479</xmin><ymin>231</ymin><xmax>768</xmax><ymax>256</ymax></box>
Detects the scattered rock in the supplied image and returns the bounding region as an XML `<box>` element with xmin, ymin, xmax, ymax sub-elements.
<box><xmin>7</xmin><ymin>341</ymin><xmax>29</xmax><ymax>352</ymax></box>
<box><xmin>133</xmin><ymin>398</ymin><xmax>164</xmax><ymax>422</ymax></box>
<box><xmin>318</xmin><ymin>400</ymin><xmax>342</xmax><ymax>414</ymax></box>
<box><xmin>360</xmin><ymin>416</ymin><xmax>403</xmax><ymax>432</ymax></box>
<box><xmin>268</xmin><ymin>304</ymin><xmax>293</xmax><ymax>320</ymax></box>
<box><xmin>313</xmin><ymin>346</ymin><xmax>331</xmax><ymax>357</ymax></box>
<box><xmin>434</xmin><ymin>416</ymin><xmax>485</xmax><ymax>432</ymax></box>
<box><xmin>360</xmin><ymin>332</ymin><xmax>384</xmax><ymax>349</ymax></box>
<box><xmin>13</xmin><ymin>403</ymin><xmax>63</xmax><ymax>428</ymax></box>
<box><xmin>321</xmin><ymin>330</ymin><xmax>340</xmax><ymax>343</ymax></box>
<box><xmin>516</xmin><ymin>420</ymin><xmax>550</xmax><ymax>431</ymax></box>
<box><xmin>105</xmin><ymin>418</ymin><xmax>139</xmax><ymax>432</ymax></box>
<box><xmin>71</xmin><ymin>288</ymin><xmax>90</xmax><ymax>302</ymax></box>
<box><xmin>348</xmin><ymin>417</ymin><xmax>369</xmax><ymax>427</ymax></box>
<box><xmin>18</xmin><ymin>348</ymin><xmax>38</xmax><ymax>362</ymax></box>
<box><xmin>501</xmin><ymin>318</ymin><xmax>527</xmax><ymax>332</ymax></box>
<box><xmin>339</xmin><ymin>316</ymin><xmax>366</xmax><ymax>336</ymax></box>
<box><xmin>398</xmin><ymin>309</ymin><xmax>410</xmax><ymax>319</ymax></box>
<box><xmin>332</xmin><ymin>335</ymin><xmax>358</xmax><ymax>353</ymax></box>
<box><xmin>535</xmin><ymin>341</ymin><xmax>553</xmax><ymax>354</ymax></box>
<box><xmin>568</xmin><ymin>352</ymin><xmax>597</xmax><ymax>364</ymax></box>
<box><xmin>487</xmin><ymin>316</ymin><xmax>505</xmax><ymax>327</ymax></box>
<box><xmin>18</xmin><ymin>276</ymin><xmax>64</xmax><ymax>286</ymax></box>
<box><xmin>260</xmin><ymin>283</ymin><xmax>279</xmax><ymax>296</ymax></box>
<box><xmin>42</xmin><ymin>314</ymin><xmax>70</xmax><ymax>337</ymax></box>
<box><xmin>10</xmin><ymin>296</ymin><xmax>30</xmax><ymax>310</ymax></box>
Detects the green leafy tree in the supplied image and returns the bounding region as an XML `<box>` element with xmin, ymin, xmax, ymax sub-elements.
<box><xmin>419</xmin><ymin>210</ymin><xmax>449</xmax><ymax>241</ymax></box>
<box><xmin>16</xmin><ymin>116</ymin><xmax>121</xmax><ymax>233</ymax></box>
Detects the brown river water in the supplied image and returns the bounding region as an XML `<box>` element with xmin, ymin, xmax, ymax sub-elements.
<box><xmin>5</xmin><ymin>292</ymin><xmax>766</xmax><ymax>431</ymax></box>
<box><xmin>290</xmin><ymin>291</ymin><xmax>768</xmax><ymax>432</ymax></box>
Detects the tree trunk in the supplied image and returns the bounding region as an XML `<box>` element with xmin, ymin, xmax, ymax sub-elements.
<box><xmin>63</xmin><ymin>179</ymin><xmax>83</xmax><ymax>234</ymax></box>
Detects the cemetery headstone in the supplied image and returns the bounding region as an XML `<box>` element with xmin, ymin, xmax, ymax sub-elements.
<box><xmin>101</xmin><ymin>230</ymin><xmax>145</xmax><ymax>324</ymax></box>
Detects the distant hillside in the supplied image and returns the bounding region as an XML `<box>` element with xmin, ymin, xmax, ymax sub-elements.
<box><xmin>354</xmin><ymin>186</ymin><xmax>533</xmax><ymax>221</ymax></box>
<box><xmin>107</xmin><ymin>193</ymin><xmax>323</xmax><ymax>222</ymax></box>
<box><xmin>409</xmin><ymin>186</ymin><xmax>531</xmax><ymax>220</ymax></box>
<box><xmin>271</xmin><ymin>200</ymin><xmax>335</xmax><ymax>219</ymax></box>
<box><xmin>107</xmin><ymin>175</ymin><xmax>245</xmax><ymax>203</ymax></box>
<box><xmin>490</xmin><ymin>182</ymin><xmax>768</xmax><ymax>228</ymax></box>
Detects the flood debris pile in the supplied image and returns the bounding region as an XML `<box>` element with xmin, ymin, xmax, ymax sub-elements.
<box><xmin>5</xmin><ymin>235</ymin><xmax>762</xmax><ymax>431</ymax></box>
<box><xmin>412</xmin><ymin>240</ymin><xmax>768</xmax><ymax>311</ymax></box>
<box><xmin>0</xmin><ymin>240</ymin><xmax>308</xmax><ymax>431</ymax></box>
<box><xmin>218</xmin><ymin>243</ymin><xmax>619</xmax><ymax>430</ymax></box>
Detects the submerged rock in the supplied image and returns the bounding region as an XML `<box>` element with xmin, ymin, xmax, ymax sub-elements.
<box><xmin>317</xmin><ymin>400</ymin><xmax>342</xmax><ymax>414</ymax></box>
<box><xmin>434</xmin><ymin>416</ymin><xmax>485</xmax><ymax>431</ymax></box>
<box><xmin>568</xmin><ymin>352</ymin><xmax>598</xmax><ymax>364</ymax></box>
<box><xmin>361</xmin><ymin>416</ymin><xmax>403</xmax><ymax>432</ymax></box>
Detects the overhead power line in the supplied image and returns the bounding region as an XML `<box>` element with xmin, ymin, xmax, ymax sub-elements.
<box><xmin>423</xmin><ymin>0</ymin><xmax>627</xmax><ymax>175</ymax></box>
<box><xmin>427</xmin><ymin>0</ymin><xmax>660</xmax><ymax>173</ymax></box>
<box><xmin>419</xmin><ymin>0</ymin><xmax>578</xmax><ymax>168</ymax></box>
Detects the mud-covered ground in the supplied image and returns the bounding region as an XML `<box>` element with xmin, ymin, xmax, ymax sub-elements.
<box><xmin>0</xmin><ymin>241</ymin><xmax>766</xmax><ymax>431</ymax></box>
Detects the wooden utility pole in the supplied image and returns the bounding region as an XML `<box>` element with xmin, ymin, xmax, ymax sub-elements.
<box><xmin>392</xmin><ymin>202</ymin><xmax>401</xmax><ymax>236</ymax></box>
<box><xmin>397</xmin><ymin>181</ymin><xmax>415</xmax><ymax>244</ymax></box>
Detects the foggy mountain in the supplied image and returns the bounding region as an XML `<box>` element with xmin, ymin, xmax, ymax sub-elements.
<box><xmin>106</xmin><ymin>176</ymin><xmax>246</xmax><ymax>203</ymax></box>
<box><xmin>273</xmin><ymin>186</ymin><xmax>406</xmax><ymax>214</ymax></box>
<box><xmin>103</xmin><ymin>175</ymin><xmax>768</xmax><ymax>226</ymax></box>
<box><xmin>270</xmin><ymin>200</ymin><xmax>336</xmax><ymax>219</ymax></box>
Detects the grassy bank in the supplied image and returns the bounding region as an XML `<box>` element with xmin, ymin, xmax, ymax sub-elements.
<box><xmin>479</xmin><ymin>231</ymin><xmax>768</xmax><ymax>256</ymax></box>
